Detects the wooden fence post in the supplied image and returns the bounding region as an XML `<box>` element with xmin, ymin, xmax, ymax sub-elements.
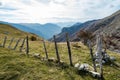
<box><xmin>100</xmin><ymin>58</ymin><xmax>103</xmax><ymax>80</ymax></box>
<box><xmin>8</xmin><ymin>38</ymin><xmax>14</xmax><ymax>49</ymax></box>
<box><xmin>90</xmin><ymin>48</ymin><xmax>97</xmax><ymax>72</ymax></box>
<box><xmin>66</xmin><ymin>33</ymin><xmax>73</xmax><ymax>66</ymax></box>
<box><xmin>88</xmin><ymin>40</ymin><xmax>97</xmax><ymax>72</ymax></box>
<box><xmin>53</xmin><ymin>35</ymin><xmax>60</xmax><ymax>63</ymax></box>
<box><xmin>13</xmin><ymin>38</ymin><xmax>21</xmax><ymax>50</ymax></box>
<box><xmin>26</xmin><ymin>36</ymin><xmax>29</xmax><ymax>57</ymax></box>
<box><xmin>42</xmin><ymin>39</ymin><xmax>48</xmax><ymax>59</ymax></box>
<box><xmin>19</xmin><ymin>38</ymin><xmax>25</xmax><ymax>52</ymax></box>
<box><xmin>3</xmin><ymin>36</ymin><xmax>7</xmax><ymax>48</ymax></box>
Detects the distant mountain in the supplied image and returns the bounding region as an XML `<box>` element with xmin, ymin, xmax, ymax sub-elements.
<box><xmin>50</xmin><ymin>21</ymin><xmax>97</xmax><ymax>41</ymax></box>
<box><xmin>0</xmin><ymin>23</ymin><xmax>40</xmax><ymax>39</ymax></box>
<box><xmin>20</xmin><ymin>23</ymin><xmax>61</xmax><ymax>39</ymax></box>
<box><xmin>52</xmin><ymin>10</ymin><xmax>120</xmax><ymax>52</ymax></box>
<box><xmin>0</xmin><ymin>22</ymin><xmax>61</xmax><ymax>39</ymax></box>
<box><xmin>56</xmin><ymin>22</ymin><xmax>78</xmax><ymax>28</ymax></box>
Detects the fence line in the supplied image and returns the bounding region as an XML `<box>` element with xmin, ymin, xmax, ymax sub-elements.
<box><xmin>66</xmin><ymin>33</ymin><xmax>73</xmax><ymax>66</ymax></box>
<box><xmin>0</xmin><ymin>36</ymin><xmax>28</xmax><ymax>56</ymax></box>
<box><xmin>8</xmin><ymin>37</ymin><xmax>14</xmax><ymax>49</ymax></box>
<box><xmin>42</xmin><ymin>39</ymin><xmax>48</xmax><ymax>59</ymax></box>
<box><xmin>3</xmin><ymin>36</ymin><xmax>7</xmax><ymax>48</ymax></box>
<box><xmin>19</xmin><ymin>38</ymin><xmax>26</xmax><ymax>52</ymax></box>
<box><xmin>0</xmin><ymin>34</ymin><xmax>104</xmax><ymax>79</ymax></box>
<box><xmin>53</xmin><ymin>35</ymin><xmax>60</xmax><ymax>63</ymax></box>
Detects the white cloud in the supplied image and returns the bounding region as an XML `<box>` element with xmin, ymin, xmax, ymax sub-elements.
<box><xmin>0</xmin><ymin>0</ymin><xmax>120</xmax><ymax>23</ymax></box>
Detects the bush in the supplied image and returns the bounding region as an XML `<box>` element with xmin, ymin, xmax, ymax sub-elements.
<box><xmin>30</xmin><ymin>36</ymin><xmax>37</xmax><ymax>41</ymax></box>
<box><xmin>77</xmin><ymin>30</ymin><xmax>94</xmax><ymax>46</ymax></box>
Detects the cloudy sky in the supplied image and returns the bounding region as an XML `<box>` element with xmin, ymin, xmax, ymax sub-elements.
<box><xmin>0</xmin><ymin>0</ymin><xmax>120</xmax><ymax>23</ymax></box>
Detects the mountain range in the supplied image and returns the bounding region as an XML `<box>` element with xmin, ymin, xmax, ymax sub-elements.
<box><xmin>56</xmin><ymin>22</ymin><xmax>77</xmax><ymax>28</ymax></box>
<box><xmin>0</xmin><ymin>21</ymin><xmax>61</xmax><ymax>39</ymax></box>
<box><xmin>0</xmin><ymin>23</ymin><xmax>40</xmax><ymax>39</ymax></box>
<box><xmin>52</xmin><ymin>10</ymin><xmax>120</xmax><ymax>53</ymax></box>
<box><xmin>0</xmin><ymin>9</ymin><xmax>120</xmax><ymax>52</ymax></box>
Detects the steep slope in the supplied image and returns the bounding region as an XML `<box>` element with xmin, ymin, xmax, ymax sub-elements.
<box><xmin>10</xmin><ymin>23</ymin><xmax>45</xmax><ymax>38</ymax></box>
<box><xmin>53</xmin><ymin>10</ymin><xmax>120</xmax><ymax>52</ymax></box>
<box><xmin>0</xmin><ymin>21</ymin><xmax>44</xmax><ymax>38</ymax></box>
<box><xmin>0</xmin><ymin>22</ymin><xmax>61</xmax><ymax>39</ymax></box>
<box><xmin>0</xmin><ymin>23</ymin><xmax>40</xmax><ymax>39</ymax></box>
<box><xmin>51</xmin><ymin>21</ymin><xmax>97</xmax><ymax>42</ymax></box>
<box><xmin>82</xmin><ymin>10</ymin><xmax>120</xmax><ymax>52</ymax></box>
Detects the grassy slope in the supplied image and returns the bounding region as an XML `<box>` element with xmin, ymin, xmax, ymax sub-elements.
<box><xmin>0</xmin><ymin>23</ymin><xmax>120</xmax><ymax>80</ymax></box>
<box><xmin>0</xmin><ymin>41</ymin><xmax>120</xmax><ymax>80</ymax></box>
<box><xmin>0</xmin><ymin>23</ymin><xmax>40</xmax><ymax>39</ymax></box>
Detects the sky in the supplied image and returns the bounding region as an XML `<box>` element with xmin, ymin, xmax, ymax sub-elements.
<box><xmin>0</xmin><ymin>0</ymin><xmax>120</xmax><ymax>23</ymax></box>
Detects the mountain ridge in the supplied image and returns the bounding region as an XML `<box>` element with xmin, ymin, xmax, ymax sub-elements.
<box><xmin>52</xmin><ymin>10</ymin><xmax>120</xmax><ymax>53</ymax></box>
<box><xmin>0</xmin><ymin>21</ymin><xmax>61</xmax><ymax>39</ymax></box>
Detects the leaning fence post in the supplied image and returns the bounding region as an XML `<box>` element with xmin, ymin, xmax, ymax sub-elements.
<box><xmin>26</xmin><ymin>36</ymin><xmax>29</xmax><ymax>57</ymax></box>
<box><xmin>90</xmin><ymin>48</ymin><xmax>97</xmax><ymax>72</ymax></box>
<box><xmin>8</xmin><ymin>38</ymin><xmax>14</xmax><ymax>49</ymax></box>
<box><xmin>3</xmin><ymin>36</ymin><xmax>7</xmax><ymax>48</ymax></box>
<box><xmin>42</xmin><ymin>39</ymin><xmax>48</xmax><ymax>59</ymax></box>
<box><xmin>88</xmin><ymin>40</ymin><xmax>97</xmax><ymax>72</ymax></box>
<box><xmin>66</xmin><ymin>33</ymin><xmax>73</xmax><ymax>66</ymax></box>
<box><xmin>100</xmin><ymin>57</ymin><xmax>103</xmax><ymax>80</ymax></box>
<box><xmin>19</xmin><ymin>38</ymin><xmax>26</xmax><ymax>52</ymax></box>
<box><xmin>53</xmin><ymin>35</ymin><xmax>60</xmax><ymax>63</ymax></box>
<box><xmin>13</xmin><ymin>38</ymin><xmax>21</xmax><ymax>50</ymax></box>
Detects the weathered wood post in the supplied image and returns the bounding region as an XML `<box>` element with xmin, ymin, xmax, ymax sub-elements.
<box><xmin>13</xmin><ymin>38</ymin><xmax>21</xmax><ymax>50</ymax></box>
<box><xmin>42</xmin><ymin>39</ymin><xmax>48</xmax><ymax>59</ymax></box>
<box><xmin>100</xmin><ymin>58</ymin><xmax>103</xmax><ymax>80</ymax></box>
<box><xmin>53</xmin><ymin>35</ymin><xmax>60</xmax><ymax>63</ymax></box>
<box><xmin>99</xmin><ymin>35</ymin><xmax>103</xmax><ymax>79</ymax></box>
<box><xmin>8</xmin><ymin>38</ymin><xmax>14</xmax><ymax>49</ymax></box>
<box><xmin>66</xmin><ymin>33</ymin><xmax>73</xmax><ymax>66</ymax></box>
<box><xmin>26</xmin><ymin>36</ymin><xmax>29</xmax><ymax>57</ymax></box>
<box><xmin>88</xmin><ymin>40</ymin><xmax>97</xmax><ymax>72</ymax></box>
<box><xmin>95</xmin><ymin>34</ymin><xmax>103</xmax><ymax>79</ymax></box>
<box><xmin>3</xmin><ymin>36</ymin><xmax>7</xmax><ymax>48</ymax></box>
<box><xmin>90</xmin><ymin>47</ymin><xmax>97</xmax><ymax>72</ymax></box>
<box><xmin>19</xmin><ymin>38</ymin><xmax>26</xmax><ymax>52</ymax></box>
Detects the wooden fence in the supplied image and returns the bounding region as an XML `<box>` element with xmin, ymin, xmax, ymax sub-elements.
<box><xmin>0</xmin><ymin>36</ymin><xmax>29</xmax><ymax>57</ymax></box>
<box><xmin>0</xmin><ymin>33</ymin><xmax>104</xmax><ymax>79</ymax></box>
<box><xmin>0</xmin><ymin>33</ymin><xmax>74</xmax><ymax>66</ymax></box>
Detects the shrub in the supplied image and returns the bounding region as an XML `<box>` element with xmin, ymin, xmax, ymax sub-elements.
<box><xmin>30</xmin><ymin>36</ymin><xmax>37</xmax><ymax>41</ymax></box>
<box><xmin>77</xmin><ymin>30</ymin><xmax>95</xmax><ymax>46</ymax></box>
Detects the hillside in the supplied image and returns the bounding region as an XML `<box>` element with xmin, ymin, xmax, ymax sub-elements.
<box><xmin>80</xmin><ymin>10</ymin><xmax>120</xmax><ymax>53</ymax></box>
<box><xmin>53</xmin><ymin>10</ymin><xmax>120</xmax><ymax>52</ymax></box>
<box><xmin>0</xmin><ymin>23</ymin><xmax>40</xmax><ymax>39</ymax></box>
<box><xmin>0</xmin><ymin>41</ymin><xmax>120</xmax><ymax>80</ymax></box>
<box><xmin>0</xmin><ymin>21</ymin><xmax>61</xmax><ymax>39</ymax></box>
<box><xmin>50</xmin><ymin>21</ymin><xmax>97</xmax><ymax>42</ymax></box>
<box><xmin>0</xmin><ymin>22</ymin><xmax>120</xmax><ymax>80</ymax></box>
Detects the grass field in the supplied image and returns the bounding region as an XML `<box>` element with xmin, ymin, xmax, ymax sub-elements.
<box><xmin>0</xmin><ymin>40</ymin><xmax>120</xmax><ymax>80</ymax></box>
<box><xmin>0</xmin><ymin>23</ymin><xmax>120</xmax><ymax>80</ymax></box>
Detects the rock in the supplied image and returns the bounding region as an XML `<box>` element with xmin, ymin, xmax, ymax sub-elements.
<box><xmin>110</xmin><ymin>57</ymin><xmax>116</xmax><ymax>61</ymax></box>
<box><xmin>78</xmin><ymin>63</ymin><xmax>89</xmax><ymax>71</ymax></box>
<box><xmin>74</xmin><ymin>63</ymin><xmax>80</xmax><ymax>68</ymax></box>
<box><xmin>89</xmin><ymin>71</ymin><xmax>101</xmax><ymax>78</ymax></box>
<box><xmin>96</xmin><ymin>64</ymin><xmax>100</xmax><ymax>67</ymax></box>
<box><xmin>110</xmin><ymin>64</ymin><xmax>113</xmax><ymax>66</ymax></box>
<box><xmin>95</xmin><ymin>59</ymin><xmax>99</xmax><ymax>62</ymax></box>
<box><xmin>33</xmin><ymin>53</ymin><xmax>41</xmax><ymax>59</ymax></box>
<box><xmin>102</xmin><ymin>60</ymin><xmax>105</xmax><ymax>64</ymax></box>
